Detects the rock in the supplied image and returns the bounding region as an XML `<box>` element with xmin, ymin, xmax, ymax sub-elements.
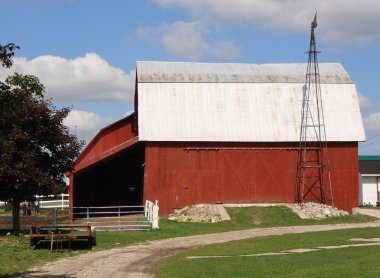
<box><xmin>323</xmin><ymin>208</ymin><xmax>331</xmax><ymax>216</ymax></box>
<box><xmin>168</xmin><ymin>204</ymin><xmax>223</xmax><ymax>223</ymax></box>
<box><xmin>293</xmin><ymin>202</ymin><xmax>348</xmax><ymax>219</ymax></box>
<box><xmin>352</xmin><ymin>207</ymin><xmax>360</xmax><ymax>215</ymax></box>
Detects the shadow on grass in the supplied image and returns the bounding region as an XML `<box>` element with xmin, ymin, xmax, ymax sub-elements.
<box><xmin>0</xmin><ymin>230</ymin><xmax>29</xmax><ymax>236</ymax></box>
<box><xmin>4</xmin><ymin>271</ymin><xmax>76</xmax><ymax>277</ymax></box>
<box><xmin>33</xmin><ymin>240</ymin><xmax>93</xmax><ymax>251</ymax></box>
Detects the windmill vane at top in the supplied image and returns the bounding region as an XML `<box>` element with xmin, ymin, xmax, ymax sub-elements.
<box><xmin>311</xmin><ymin>13</ymin><xmax>317</xmax><ymax>29</ymax></box>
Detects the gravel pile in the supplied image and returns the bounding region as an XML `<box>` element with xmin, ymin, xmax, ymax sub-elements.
<box><xmin>294</xmin><ymin>202</ymin><xmax>349</xmax><ymax>219</ymax></box>
<box><xmin>168</xmin><ymin>204</ymin><xmax>223</xmax><ymax>223</ymax></box>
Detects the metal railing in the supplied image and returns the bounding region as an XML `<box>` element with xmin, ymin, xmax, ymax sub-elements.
<box><xmin>0</xmin><ymin>199</ymin><xmax>160</xmax><ymax>231</ymax></box>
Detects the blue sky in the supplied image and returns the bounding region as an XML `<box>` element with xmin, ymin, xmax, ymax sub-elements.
<box><xmin>1</xmin><ymin>0</ymin><xmax>379</xmax><ymax>154</ymax></box>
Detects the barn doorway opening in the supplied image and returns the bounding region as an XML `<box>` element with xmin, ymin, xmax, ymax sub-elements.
<box><xmin>73</xmin><ymin>142</ymin><xmax>145</xmax><ymax>208</ymax></box>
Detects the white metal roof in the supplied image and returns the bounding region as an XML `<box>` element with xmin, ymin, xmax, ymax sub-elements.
<box><xmin>137</xmin><ymin>61</ymin><xmax>353</xmax><ymax>84</ymax></box>
<box><xmin>136</xmin><ymin>62</ymin><xmax>365</xmax><ymax>142</ymax></box>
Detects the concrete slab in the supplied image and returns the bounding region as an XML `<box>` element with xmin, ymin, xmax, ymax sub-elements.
<box><xmin>318</xmin><ymin>243</ymin><xmax>380</xmax><ymax>249</ymax></box>
<box><xmin>318</xmin><ymin>245</ymin><xmax>346</xmax><ymax>250</ymax></box>
<box><xmin>217</xmin><ymin>205</ymin><xmax>231</xmax><ymax>221</ymax></box>
<box><xmin>283</xmin><ymin>248</ymin><xmax>318</xmax><ymax>253</ymax></box>
<box><xmin>350</xmin><ymin>238</ymin><xmax>380</xmax><ymax>242</ymax></box>
<box><xmin>357</xmin><ymin>208</ymin><xmax>380</xmax><ymax>218</ymax></box>
<box><xmin>240</xmin><ymin>253</ymin><xmax>288</xmax><ymax>257</ymax></box>
<box><xmin>186</xmin><ymin>239</ymin><xmax>380</xmax><ymax>261</ymax></box>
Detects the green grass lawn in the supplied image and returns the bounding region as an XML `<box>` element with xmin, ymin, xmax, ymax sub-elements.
<box><xmin>156</xmin><ymin>227</ymin><xmax>380</xmax><ymax>278</ymax></box>
<box><xmin>0</xmin><ymin>206</ymin><xmax>377</xmax><ymax>276</ymax></box>
<box><xmin>90</xmin><ymin>206</ymin><xmax>376</xmax><ymax>250</ymax></box>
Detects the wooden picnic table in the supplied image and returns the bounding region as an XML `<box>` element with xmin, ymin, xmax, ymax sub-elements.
<box><xmin>30</xmin><ymin>225</ymin><xmax>96</xmax><ymax>250</ymax></box>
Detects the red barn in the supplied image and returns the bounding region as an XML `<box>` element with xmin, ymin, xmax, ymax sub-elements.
<box><xmin>68</xmin><ymin>61</ymin><xmax>365</xmax><ymax>215</ymax></box>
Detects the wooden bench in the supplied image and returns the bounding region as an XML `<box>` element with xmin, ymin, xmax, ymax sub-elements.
<box><xmin>30</xmin><ymin>225</ymin><xmax>96</xmax><ymax>250</ymax></box>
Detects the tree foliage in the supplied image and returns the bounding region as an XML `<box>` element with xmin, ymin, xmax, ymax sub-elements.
<box><xmin>0</xmin><ymin>44</ymin><xmax>84</xmax><ymax>232</ymax></box>
<box><xmin>0</xmin><ymin>43</ymin><xmax>20</xmax><ymax>68</ymax></box>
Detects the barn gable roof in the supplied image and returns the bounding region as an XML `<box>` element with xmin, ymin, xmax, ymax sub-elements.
<box><xmin>136</xmin><ymin>62</ymin><xmax>365</xmax><ymax>142</ymax></box>
<box><xmin>136</xmin><ymin>61</ymin><xmax>365</xmax><ymax>143</ymax></box>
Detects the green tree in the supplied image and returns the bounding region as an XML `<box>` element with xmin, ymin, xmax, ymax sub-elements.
<box><xmin>0</xmin><ymin>44</ymin><xmax>84</xmax><ymax>232</ymax></box>
<box><xmin>0</xmin><ymin>43</ymin><xmax>19</xmax><ymax>68</ymax></box>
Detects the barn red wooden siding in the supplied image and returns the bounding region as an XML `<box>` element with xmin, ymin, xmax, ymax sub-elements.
<box><xmin>68</xmin><ymin>115</ymin><xmax>359</xmax><ymax>216</ymax></box>
<box><xmin>143</xmin><ymin>142</ymin><xmax>358</xmax><ymax>215</ymax></box>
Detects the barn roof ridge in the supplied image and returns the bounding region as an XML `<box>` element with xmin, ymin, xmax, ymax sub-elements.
<box><xmin>136</xmin><ymin>61</ymin><xmax>353</xmax><ymax>84</ymax></box>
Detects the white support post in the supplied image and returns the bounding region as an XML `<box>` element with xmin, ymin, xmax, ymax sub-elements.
<box><xmin>145</xmin><ymin>200</ymin><xmax>149</xmax><ymax>218</ymax></box>
<box><xmin>150</xmin><ymin>203</ymin><xmax>153</xmax><ymax>222</ymax></box>
<box><xmin>152</xmin><ymin>200</ymin><xmax>159</xmax><ymax>229</ymax></box>
<box><xmin>86</xmin><ymin>207</ymin><xmax>90</xmax><ymax>224</ymax></box>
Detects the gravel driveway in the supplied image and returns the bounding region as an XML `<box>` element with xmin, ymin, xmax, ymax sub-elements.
<box><xmin>15</xmin><ymin>220</ymin><xmax>380</xmax><ymax>278</ymax></box>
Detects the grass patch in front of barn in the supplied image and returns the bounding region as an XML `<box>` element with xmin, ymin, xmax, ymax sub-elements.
<box><xmin>93</xmin><ymin>206</ymin><xmax>375</xmax><ymax>250</ymax></box>
<box><xmin>0</xmin><ymin>206</ymin><xmax>377</xmax><ymax>276</ymax></box>
<box><xmin>155</xmin><ymin>227</ymin><xmax>380</xmax><ymax>278</ymax></box>
<box><xmin>0</xmin><ymin>235</ymin><xmax>85</xmax><ymax>276</ymax></box>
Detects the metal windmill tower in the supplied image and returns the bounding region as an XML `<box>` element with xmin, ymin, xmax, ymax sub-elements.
<box><xmin>295</xmin><ymin>13</ymin><xmax>334</xmax><ymax>206</ymax></box>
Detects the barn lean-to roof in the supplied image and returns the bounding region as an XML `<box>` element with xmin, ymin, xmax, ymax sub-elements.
<box><xmin>72</xmin><ymin>112</ymin><xmax>138</xmax><ymax>173</ymax></box>
<box><xmin>136</xmin><ymin>61</ymin><xmax>365</xmax><ymax>143</ymax></box>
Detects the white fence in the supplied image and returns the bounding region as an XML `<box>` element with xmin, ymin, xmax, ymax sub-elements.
<box><xmin>0</xmin><ymin>194</ymin><xmax>69</xmax><ymax>210</ymax></box>
<box><xmin>35</xmin><ymin>193</ymin><xmax>69</xmax><ymax>209</ymax></box>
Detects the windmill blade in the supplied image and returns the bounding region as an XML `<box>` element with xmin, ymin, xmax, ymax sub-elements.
<box><xmin>311</xmin><ymin>12</ymin><xmax>318</xmax><ymax>28</ymax></box>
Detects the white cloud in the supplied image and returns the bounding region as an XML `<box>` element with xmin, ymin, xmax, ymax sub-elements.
<box><xmin>63</xmin><ymin>110</ymin><xmax>114</xmax><ymax>143</ymax></box>
<box><xmin>137</xmin><ymin>21</ymin><xmax>242</xmax><ymax>61</ymax></box>
<box><xmin>155</xmin><ymin>0</ymin><xmax>380</xmax><ymax>45</ymax></box>
<box><xmin>358</xmin><ymin>93</ymin><xmax>374</xmax><ymax>111</ymax></box>
<box><xmin>160</xmin><ymin>21</ymin><xmax>208</xmax><ymax>60</ymax></box>
<box><xmin>363</xmin><ymin>112</ymin><xmax>380</xmax><ymax>138</ymax></box>
<box><xmin>0</xmin><ymin>53</ymin><xmax>135</xmax><ymax>103</ymax></box>
<box><xmin>210</xmin><ymin>41</ymin><xmax>243</xmax><ymax>60</ymax></box>
<box><xmin>361</xmin><ymin>112</ymin><xmax>380</xmax><ymax>154</ymax></box>
<box><xmin>136</xmin><ymin>25</ymin><xmax>155</xmax><ymax>45</ymax></box>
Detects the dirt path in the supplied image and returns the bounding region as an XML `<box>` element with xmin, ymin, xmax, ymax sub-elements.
<box><xmin>17</xmin><ymin>221</ymin><xmax>380</xmax><ymax>278</ymax></box>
